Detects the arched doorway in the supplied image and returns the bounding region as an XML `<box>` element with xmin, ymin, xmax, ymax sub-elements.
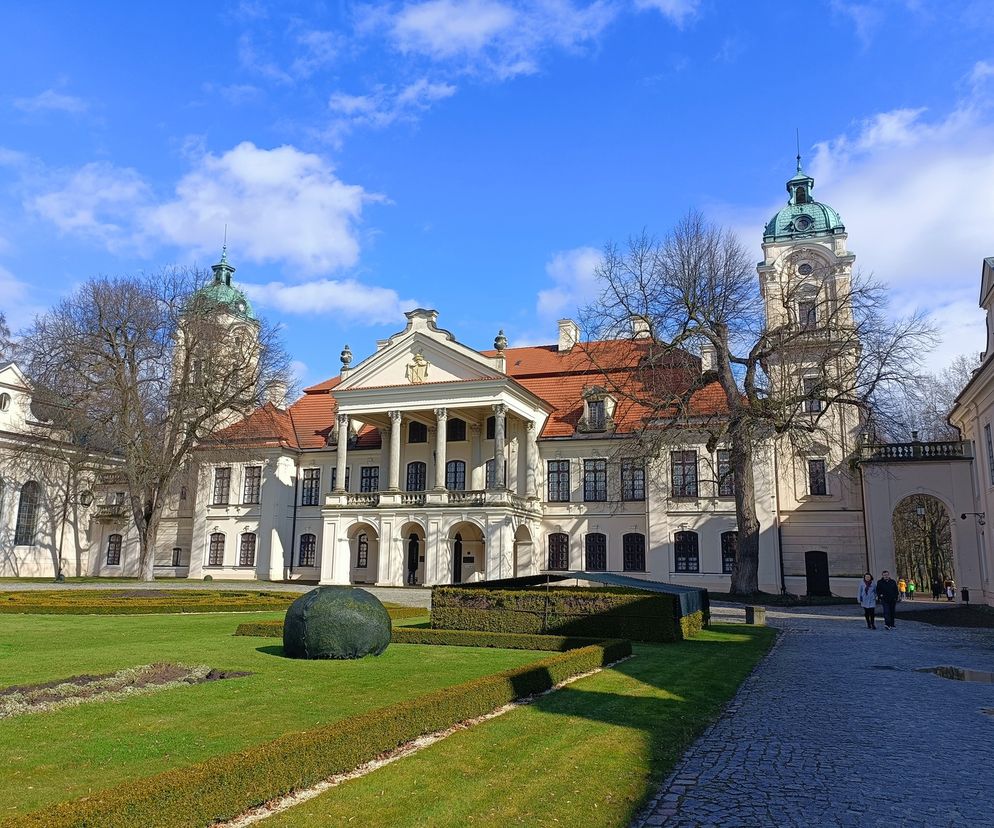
<box><xmin>513</xmin><ymin>524</ymin><xmax>534</xmax><ymax>576</ymax></box>
<box><xmin>892</xmin><ymin>494</ymin><xmax>955</xmax><ymax>596</ymax></box>
<box><xmin>348</xmin><ymin>523</ymin><xmax>379</xmax><ymax>585</ymax></box>
<box><xmin>805</xmin><ymin>550</ymin><xmax>830</xmax><ymax>596</ymax></box>
<box><xmin>400</xmin><ymin>522</ymin><xmax>426</xmax><ymax>586</ymax></box>
<box><xmin>448</xmin><ymin>521</ymin><xmax>484</xmax><ymax>583</ymax></box>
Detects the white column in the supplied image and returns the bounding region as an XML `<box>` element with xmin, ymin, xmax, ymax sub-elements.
<box><xmin>334</xmin><ymin>413</ymin><xmax>348</xmax><ymax>492</ymax></box>
<box><xmin>388</xmin><ymin>410</ymin><xmax>402</xmax><ymax>491</ymax></box>
<box><xmin>470</xmin><ymin>424</ymin><xmax>483</xmax><ymax>489</ymax></box>
<box><xmin>379</xmin><ymin>427</ymin><xmax>389</xmax><ymax>491</ymax></box>
<box><xmin>434</xmin><ymin>407</ymin><xmax>448</xmax><ymax>490</ymax></box>
<box><xmin>492</xmin><ymin>403</ymin><xmax>506</xmax><ymax>489</ymax></box>
<box><xmin>525</xmin><ymin>420</ymin><xmax>538</xmax><ymax>499</ymax></box>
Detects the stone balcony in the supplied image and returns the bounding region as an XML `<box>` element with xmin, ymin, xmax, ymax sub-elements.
<box><xmin>94</xmin><ymin>503</ymin><xmax>128</xmax><ymax>522</ymax></box>
<box><xmin>859</xmin><ymin>440</ymin><xmax>972</xmax><ymax>463</ymax></box>
<box><xmin>325</xmin><ymin>488</ymin><xmax>541</xmax><ymax>514</ymax></box>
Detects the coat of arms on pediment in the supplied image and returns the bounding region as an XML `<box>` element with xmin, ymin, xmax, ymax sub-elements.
<box><xmin>406</xmin><ymin>349</ymin><xmax>429</xmax><ymax>384</ymax></box>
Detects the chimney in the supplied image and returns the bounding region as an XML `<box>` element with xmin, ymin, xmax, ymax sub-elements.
<box><xmin>632</xmin><ymin>315</ymin><xmax>651</xmax><ymax>339</ymax></box>
<box><xmin>700</xmin><ymin>342</ymin><xmax>718</xmax><ymax>374</ymax></box>
<box><xmin>558</xmin><ymin>319</ymin><xmax>580</xmax><ymax>352</ymax></box>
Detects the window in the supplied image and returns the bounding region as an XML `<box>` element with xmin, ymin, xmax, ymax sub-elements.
<box><xmin>986</xmin><ymin>424</ymin><xmax>994</xmax><ymax>487</ymax></box>
<box><xmin>409</xmin><ymin>421</ymin><xmax>428</xmax><ymax>443</ymax></box>
<box><xmin>0</xmin><ymin>392</ymin><xmax>9</xmax><ymax>411</ymax></box>
<box><xmin>106</xmin><ymin>533</ymin><xmax>122</xmax><ymax>566</ymax></box>
<box><xmin>486</xmin><ymin>416</ymin><xmax>495</xmax><ymax>440</ymax></box>
<box><xmin>796</xmin><ymin>186</ymin><xmax>808</xmax><ymax>205</ymax></box>
<box><xmin>360</xmin><ymin>466</ymin><xmax>379</xmax><ymax>493</ymax></box>
<box><xmin>301</xmin><ymin>468</ymin><xmax>321</xmax><ymax>505</ymax></box>
<box><xmin>208</xmin><ymin>532</ymin><xmax>225</xmax><ymax>566</ymax></box>
<box><xmin>485</xmin><ymin>458</ymin><xmax>507</xmax><ymax>489</ymax></box>
<box><xmin>212</xmin><ymin>467</ymin><xmax>231</xmax><ymax>505</ymax></box>
<box><xmin>798</xmin><ymin>300</ymin><xmax>817</xmax><ymax>329</ymax></box>
<box><xmin>717</xmin><ymin>450</ymin><xmax>734</xmax><ymax>497</ymax></box>
<box><xmin>621</xmin><ymin>460</ymin><xmax>645</xmax><ymax>501</ymax></box>
<box><xmin>671</xmin><ymin>451</ymin><xmax>698</xmax><ymax>497</ymax></box>
<box><xmin>406</xmin><ymin>461</ymin><xmax>427</xmax><ymax>492</ymax></box>
<box><xmin>587</xmin><ymin>399</ymin><xmax>606</xmax><ymax>431</ymax></box>
<box><xmin>171</xmin><ymin>547</ymin><xmax>183</xmax><ymax>567</ymax></box>
<box><xmin>803</xmin><ymin>377</ymin><xmax>823</xmax><ymax>413</ymax></box>
<box><xmin>329</xmin><ymin>467</ymin><xmax>350</xmax><ymax>492</ymax></box>
<box><xmin>674</xmin><ymin>531</ymin><xmax>699</xmax><ymax>573</ymax></box>
<box><xmin>623</xmin><ymin>533</ymin><xmax>646</xmax><ymax>572</ymax></box>
<box><xmin>446</xmin><ymin>418</ymin><xmax>466</xmax><ymax>442</ymax></box>
<box><xmin>547</xmin><ymin>460</ymin><xmax>571</xmax><ymax>502</ymax></box>
<box><xmin>721</xmin><ymin>531</ymin><xmax>738</xmax><ymax>575</ymax></box>
<box><xmin>585</xmin><ymin>533</ymin><xmax>607</xmax><ymax>571</ymax></box>
<box><xmin>243</xmin><ymin>466</ymin><xmax>262</xmax><ymax>504</ymax></box>
<box><xmin>356</xmin><ymin>533</ymin><xmax>369</xmax><ymax>568</ymax></box>
<box><xmin>548</xmin><ymin>532</ymin><xmax>569</xmax><ymax>571</ymax></box>
<box><xmin>446</xmin><ymin>460</ymin><xmax>466</xmax><ymax>491</ymax></box>
<box><xmin>298</xmin><ymin>533</ymin><xmax>316</xmax><ymax>567</ymax></box>
<box><xmin>808</xmin><ymin>459</ymin><xmax>828</xmax><ymax>496</ymax></box>
<box><xmin>583</xmin><ymin>459</ymin><xmax>607</xmax><ymax>501</ymax></box>
<box><xmin>239</xmin><ymin>533</ymin><xmax>256</xmax><ymax>567</ymax></box>
<box><xmin>180</xmin><ymin>485</ymin><xmax>187</xmax><ymax>501</ymax></box>
<box><xmin>14</xmin><ymin>481</ymin><xmax>40</xmax><ymax>546</ymax></box>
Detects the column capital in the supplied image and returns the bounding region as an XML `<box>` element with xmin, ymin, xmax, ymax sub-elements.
<box><xmin>469</xmin><ymin>422</ymin><xmax>481</xmax><ymax>433</ymax></box>
<box><xmin>388</xmin><ymin>409</ymin><xmax>403</xmax><ymax>424</ymax></box>
<box><xmin>492</xmin><ymin>403</ymin><xmax>507</xmax><ymax>417</ymax></box>
<box><xmin>434</xmin><ymin>407</ymin><xmax>448</xmax><ymax>421</ymax></box>
<box><xmin>337</xmin><ymin>413</ymin><xmax>349</xmax><ymax>428</ymax></box>
<box><xmin>526</xmin><ymin>420</ymin><xmax>536</xmax><ymax>433</ymax></box>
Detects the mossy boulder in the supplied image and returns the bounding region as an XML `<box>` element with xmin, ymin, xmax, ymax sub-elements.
<box><xmin>282</xmin><ymin>587</ymin><xmax>391</xmax><ymax>659</ymax></box>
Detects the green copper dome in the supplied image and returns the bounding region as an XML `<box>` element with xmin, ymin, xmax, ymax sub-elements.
<box><xmin>194</xmin><ymin>248</ymin><xmax>257</xmax><ymax>322</ymax></box>
<box><xmin>763</xmin><ymin>162</ymin><xmax>845</xmax><ymax>242</ymax></box>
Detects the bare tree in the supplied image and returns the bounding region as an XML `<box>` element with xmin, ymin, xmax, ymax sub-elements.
<box><xmin>892</xmin><ymin>494</ymin><xmax>955</xmax><ymax>590</ymax></box>
<box><xmin>881</xmin><ymin>353</ymin><xmax>980</xmax><ymax>441</ymax></box>
<box><xmin>583</xmin><ymin>211</ymin><xmax>936</xmax><ymax>595</ymax></box>
<box><xmin>19</xmin><ymin>268</ymin><xmax>292</xmax><ymax>581</ymax></box>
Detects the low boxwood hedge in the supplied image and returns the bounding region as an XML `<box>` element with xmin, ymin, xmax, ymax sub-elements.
<box><xmin>8</xmin><ymin>639</ymin><xmax>630</xmax><ymax>828</ymax></box>
<box><xmin>234</xmin><ymin>620</ymin><xmax>623</xmax><ymax>653</ymax></box>
<box><xmin>431</xmin><ymin>586</ymin><xmax>697</xmax><ymax>642</ymax></box>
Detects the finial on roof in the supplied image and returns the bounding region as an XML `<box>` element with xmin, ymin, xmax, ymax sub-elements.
<box><xmin>340</xmin><ymin>344</ymin><xmax>353</xmax><ymax>369</ymax></box>
<box><xmin>795</xmin><ymin>128</ymin><xmax>802</xmax><ymax>173</ymax></box>
<box><xmin>220</xmin><ymin>224</ymin><xmax>229</xmax><ymax>264</ymax></box>
<box><xmin>494</xmin><ymin>329</ymin><xmax>507</xmax><ymax>352</ymax></box>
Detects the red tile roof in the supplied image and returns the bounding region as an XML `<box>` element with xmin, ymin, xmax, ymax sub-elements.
<box><xmin>212</xmin><ymin>339</ymin><xmax>729</xmax><ymax>448</ymax></box>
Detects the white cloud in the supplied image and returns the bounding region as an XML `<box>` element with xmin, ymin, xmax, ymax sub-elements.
<box><xmin>245</xmin><ymin>278</ymin><xmax>419</xmax><ymax>323</ymax></box>
<box><xmin>147</xmin><ymin>142</ymin><xmax>374</xmax><ymax>274</ymax></box>
<box><xmin>364</xmin><ymin>0</ymin><xmax>617</xmax><ymax>80</ymax></box>
<box><xmin>0</xmin><ymin>264</ymin><xmax>46</xmax><ymax>331</ymax></box>
<box><xmin>326</xmin><ymin>78</ymin><xmax>457</xmax><ymax>142</ymax></box>
<box><xmin>633</xmin><ymin>0</ymin><xmax>701</xmax><ymax>28</ymax></box>
<box><xmin>536</xmin><ymin>246</ymin><xmax>602</xmax><ymax>320</ymax></box>
<box><xmin>13</xmin><ymin>89</ymin><xmax>89</xmax><ymax>114</ymax></box>
<box><xmin>829</xmin><ymin>1</ymin><xmax>884</xmax><ymax>48</ymax></box>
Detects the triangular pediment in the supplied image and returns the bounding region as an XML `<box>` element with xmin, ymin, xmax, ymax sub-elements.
<box><xmin>337</xmin><ymin>314</ymin><xmax>502</xmax><ymax>392</ymax></box>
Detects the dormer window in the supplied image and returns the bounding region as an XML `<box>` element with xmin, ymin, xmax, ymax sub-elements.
<box><xmin>578</xmin><ymin>387</ymin><xmax>615</xmax><ymax>433</ymax></box>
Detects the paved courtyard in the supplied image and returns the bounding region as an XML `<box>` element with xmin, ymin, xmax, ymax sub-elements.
<box><xmin>636</xmin><ymin>603</ymin><xmax>994</xmax><ymax>827</ymax></box>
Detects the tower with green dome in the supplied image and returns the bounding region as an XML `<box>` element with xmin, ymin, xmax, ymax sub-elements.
<box><xmin>193</xmin><ymin>246</ymin><xmax>257</xmax><ymax>323</ymax></box>
<box><xmin>762</xmin><ymin>156</ymin><xmax>846</xmax><ymax>243</ymax></box>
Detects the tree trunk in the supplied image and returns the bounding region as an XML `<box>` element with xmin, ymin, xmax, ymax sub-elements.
<box><xmin>137</xmin><ymin>505</ymin><xmax>160</xmax><ymax>582</ymax></box>
<box><xmin>728</xmin><ymin>425</ymin><xmax>761</xmax><ymax>595</ymax></box>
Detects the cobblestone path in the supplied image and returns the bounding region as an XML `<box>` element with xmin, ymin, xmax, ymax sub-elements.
<box><xmin>636</xmin><ymin>605</ymin><xmax>994</xmax><ymax>827</ymax></box>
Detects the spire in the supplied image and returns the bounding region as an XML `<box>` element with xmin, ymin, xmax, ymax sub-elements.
<box><xmin>796</xmin><ymin>128</ymin><xmax>802</xmax><ymax>173</ymax></box>
<box><xmin>211</xmin><ymin>230</ymin><xmax>236</xmax><ymax>287</ymax></box>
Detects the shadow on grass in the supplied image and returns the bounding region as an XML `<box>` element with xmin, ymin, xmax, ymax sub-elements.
<box><xmin>256</xmin><ymin>645</ymin><xmax>287</xmax><ymax>658</ymax></box>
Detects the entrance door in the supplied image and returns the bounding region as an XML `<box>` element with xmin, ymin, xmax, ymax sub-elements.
<box><xmin>805</xmin><ymin>550</ymin><xmax>830</xmax><ymax>596</ymax></box>
<box><xmin>453</xmin><ymin>533</ymin><xmax>463</xmax><ymax>584</ymax></box>
<box><xmin>406</xmin><ymin>534</ymin><xmax>420</xmax><ymax>586</ymax></box>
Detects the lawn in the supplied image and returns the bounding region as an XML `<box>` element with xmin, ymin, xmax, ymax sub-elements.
<box><xmin>0</xmin><ymin>612</ymin><xmax>540</xmax><ymax>820</ymax></box>
<box><xmin>265</xmin><ymin>625</ymin><xmax>776</xmax><ymax>828</ymax></box>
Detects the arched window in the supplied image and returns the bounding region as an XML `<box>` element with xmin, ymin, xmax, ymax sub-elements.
<box><xmin>298</xmin><ymin>533</ymin><xmax>317</xmax><ymax>567</ymax></box>
<box><xmin>548</xmin><ymin>532</ymin><xmax>569</xmax><ymax>571</ymax></box>
<box><xmin>0</xmin><ymin>392</ymin><xmax>9</xmax><ymax>411</ymax></box>
<box><xmin>446</xmin><ymin>460</ymin><xmax>466</xmax><ymax>491</ymax></box>
<box><xmin>674</xmin><ymin>531</ymin><xmax>699</xmax><ymax>573</ymax></box>
<box><xmin>14</xmin><ymin>481</ymin><xmax>41</xmax><ymax>546</ymax></box>
<box><xmin>406</xmin><ymin>461</ymin><xmax>427</xmax><ymax>491</ymax></box>
<box><xmin>408</xmin><ymin>421</ymin><xmax>428</xmax><ymax>443</ymax></box>
<box><xmin>585</xmin><ymin>533</ymin><xmax>607</xmax><ymax>571</ymax></box>
<box><xmin>106</xmin><ymin>533</ymin><xmax>122</xmax><ymax>566</ymax></box>
<box><xmin>623</xmin><ymin>532</ymin><xmax>646</xmax><ymax>572</ymax></box>
<box><xmin>447</xmin><ymin>418</ymin><xmax>466</xmax><ymax>442</ymax></box>
<box><xmin>721</xmin><ymin>531</ymin><xmax>738</xmax><ymax>574</ymax></box>
<box><xmin>356</xmin><ymin>532</ymin><xmax>369</xmax><ymax>568</ymax></box>
<box><xmin>208</xmin><ymin>532</ymin><xmax>225</xmax><ymax>566</ymax></box>
<box><xmin>239</xmin><ymin>533</ymin><xmax>257</xmax><ymax>567</ymax></box>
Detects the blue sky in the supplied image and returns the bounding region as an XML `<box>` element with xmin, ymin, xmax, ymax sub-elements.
<box><xmin>1</xmin><ymin>0</ymin><xmax>993</xmax><ymax>388</ymax></box>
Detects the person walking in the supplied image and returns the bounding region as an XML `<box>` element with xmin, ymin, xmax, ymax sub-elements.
<box><xmin>898</xmin><ymin>578</ymin><xmax>907</xmax><ymax>602</ymax></box>
<box><xmin>858</xmin><ymin>573</ymin><xmax>878</xmax><ymax>629</ymax></box>
<box><xmin>878</xmin><ymin>570</ymin><xmax>899</xmax><ymax>630</ymax></box>
<box><xmin>946</xmin><ymin>580</ymin><xmax>956</xmax><ymax>602</ymax></box>
<box><xmin>932</xmin><ymin>579</ymin><xmax>943</xmax><ymax>601</ymax></box>
<box><xmin>907</xmin><ymin>580</ymin><xmax>916</xmax><ymax>600</ymax></box>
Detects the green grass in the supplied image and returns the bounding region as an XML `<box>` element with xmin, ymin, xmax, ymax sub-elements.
<box><xmin>0</xmin><ymin>613</ymin><xmax>544</xmax><ymax>820</ymax></box>
<box><xmin>265</xmin><ymin>624</ymin><xmax>776</xmax><ymax>828</ymax></box>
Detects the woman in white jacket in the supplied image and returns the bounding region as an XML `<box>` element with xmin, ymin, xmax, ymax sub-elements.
<box><xmin>858</xmin><ymin>573</ymin><xmax>878</xmax><ymax>630</ymax></box>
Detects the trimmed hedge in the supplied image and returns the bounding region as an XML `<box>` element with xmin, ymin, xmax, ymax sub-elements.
<box><xmin>431</xmin><ymin>586</ymin><xmax>698</xmax><ymax>642</ymax></box>
<box><xmin>235</xmin><ymin>621</ymin><xmax>623</xmax><ymax>653</ymax></box>
<box><xmin>7</xmin><ymin>640</ymin><xmax>629</xmax><ymax>828</ymax></box>
<box><xmin>235</xmin><ymin>607</ymin><xmax>425</xmax><ymax>637</ymax></box>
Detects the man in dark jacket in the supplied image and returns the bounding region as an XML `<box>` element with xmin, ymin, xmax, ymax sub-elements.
<box><xmin>877</xmin><ymin>570</ymin><xmax>899</xmax><ymax>629</ymax></box>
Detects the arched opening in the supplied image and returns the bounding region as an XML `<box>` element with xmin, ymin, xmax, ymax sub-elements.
<box><xmin>585</xmin><ymin>532</ymin><xmax>607</xmax><ymax>571</ymax></box>
<box><xmin>804</xmin><ymin>550</ymin><xmax>830</xmax><ymax>596</ymax></box>
<box><xmin>513</xmin><ymin>524</ymin><xmax>533</xmax><ymax>576</ymax></box>
<box><xmin>14</xmin><ymin>481</ymin><xmax>41</xmax><ymax>546</ymax></box>
<box><xmin>892</xmin><ymin>494</ymin><xmax>955</xmax><ymax>598</ymax></box>
<box><xmin>449</xmin><ymin>521</ymin><xmax>485</xmax><ymax>583</ymax></box>
<box><xmin>547</xmin><ymin>532</ymin><xmax>569</xmax><ymax>571</ymax></box>
<box><xmin>400</xmin><ymin>522</ymin><xmax>426</xmax><ymax>586</ymax></box>
<box><xmin>349</xmin><ymin>522</ymin><xmax>379</xmax><ymax>584</ymax></box>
